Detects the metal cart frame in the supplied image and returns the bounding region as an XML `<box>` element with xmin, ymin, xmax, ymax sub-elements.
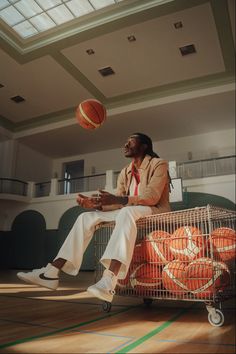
<box><xmin>94</xmin><ymin>205</ymin><xmax>235</xmax><ymax>326</ymax></box>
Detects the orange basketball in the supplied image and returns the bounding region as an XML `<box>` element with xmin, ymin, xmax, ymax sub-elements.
<box><xmin>210</xmin><ymin>227</ymin><xmax>236</xmax><ymax>262</ymax></box>
<box><xmin>130</xmin><ymin>263</ymin><xmax>162</xmax><ymax>293</ymax></box>
<box><xmin>117</xmin><ymin>244</ymin><xmax>145</xmax><ymax>289</ymax></box>
<box><xmin>131</xmin><ymin>243</ymin><xmax>146</xmax><ymax>264</ymax></box>
<box><xmin>116</xmin><ymin>272</ymin><xmax>131</xmax><ymax>289</ymax></box>
<box><xmin>162</xmin><ymin>260</ymin><xmax>188</xmax><ymax>295</ymax></box>
<box><xmin>186</xmin><ymin>257</ymin><xmax>230</xmax><ymax>299</ymax></box>
<box><xmin>142</xmin><ymin>230</ymin><xmax>174</xmax><ymax>266</ymax></box>
<box><xmin>169</xmin><ymin>226</ymin><xmax>205</xmax><ymax>261</ymax></box>
<box><xmin>76</xmin><ymin>99</ymin><xmax>106</xmax><ymax>130</ymax></box>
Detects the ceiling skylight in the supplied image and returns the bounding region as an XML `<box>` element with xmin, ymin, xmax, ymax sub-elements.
<box><xmin>0</xmin><ymin>0</ymin><xmax>125</xmax><ymax>39</ymax></box>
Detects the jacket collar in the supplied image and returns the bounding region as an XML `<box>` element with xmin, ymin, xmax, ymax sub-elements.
<box><xmin>127</xmin><ymin>155</ymin><xmax>152</xmax><ymax>174</ymax></box>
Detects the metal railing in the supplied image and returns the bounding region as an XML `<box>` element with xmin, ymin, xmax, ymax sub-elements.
<box><xmin>113</xmin><ymin>156</ymin><xmax>235</xmax><ymax>186</ymax></box>
<box><xmin>35</xmin><ymin>181</ymin><xmax>51</xmax><ymax>197</ymax></box>
<box><xmin>0</xmin><ymin>178</ymin><xmax>28</xmax><ymax>196</ymax></box>
<box><xmin>58</xmin><ymin>173</ymin><xmax>106</xmax><ymax>195</ymax></box>
<box><xmin>177</xmin><ymin>155</ymin><xmax>235</xmax><ymax>180</ymax></box>
<box><xmin>0</xmin><ymin>155</ymin><xmax>234</xmax><ymax>198</ymax></box>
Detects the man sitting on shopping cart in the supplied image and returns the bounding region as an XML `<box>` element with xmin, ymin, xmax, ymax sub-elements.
<box><xmin>17</xmin><ymin>133</ymin><xmax>171</xmax><ymax>303</ymax></box>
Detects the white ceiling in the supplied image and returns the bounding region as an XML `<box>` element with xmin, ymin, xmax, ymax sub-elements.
<box><xmin>0</xmin><ymin>0</ymin><xmax>235</xmax><ymax>158</ymax></box>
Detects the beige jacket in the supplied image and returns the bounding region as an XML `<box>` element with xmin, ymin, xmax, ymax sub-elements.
<box><xmin>116</xmin><ymin>155</ymin><xmax>171</xmax><ymax>214</ymax></box>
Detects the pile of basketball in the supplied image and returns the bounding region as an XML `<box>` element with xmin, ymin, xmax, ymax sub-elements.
<box><xmin>116</xmin><ymin>226</ymin><xmax>235</xmax><ymax>299</ymax></box>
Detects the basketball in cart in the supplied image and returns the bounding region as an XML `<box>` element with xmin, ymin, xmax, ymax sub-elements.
<box><xmin>93</xmin><ymin>205</ymin><xmax>236</xmax><ymax>327</ymax></box>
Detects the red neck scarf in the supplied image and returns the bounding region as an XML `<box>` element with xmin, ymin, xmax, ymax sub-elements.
<box><xmin>131</xmin><ymin>162</ymin><xmax>140</xmax><ymax>196</ymax></box>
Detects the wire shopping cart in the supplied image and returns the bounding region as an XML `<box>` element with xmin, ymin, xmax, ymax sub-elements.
<box><xmin>94</xmin><ymin>205</ymin><xmax>235</xmax><ymax>326</ymax></box>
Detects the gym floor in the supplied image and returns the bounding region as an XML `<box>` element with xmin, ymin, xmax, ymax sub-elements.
<box><xmin>0</xmin><ymin>270</ymin><xmax>235</xmax><ymax>353</ymax></box>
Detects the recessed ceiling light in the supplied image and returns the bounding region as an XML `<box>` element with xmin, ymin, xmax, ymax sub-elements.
<box><xmin>98</xmin><ymin>66</ymin><xmax>115</xmax><ymax>77</ymax></box>
<box><xmin>179</xmin><ymin>44</ymin><xmax>196</xmax><ymax>56</ymax></box>
<box><xmin>86</xmin><ymin>48</ymin><xmax>95</xmax><ymax>55</ymax></box>
<box><xmin>127</xmin><ymin>35</ymin><xmax>136</xmax><ymax>42</ymax></box>
<box><xmin>11</xmin><ymin>95</ymin><xmax>25</xmax><ymax>103</ymax></box>
<box><xmin>174</xmin><ymin>21</ymin><xmax>183</xmax><ymax>29</ymax></box>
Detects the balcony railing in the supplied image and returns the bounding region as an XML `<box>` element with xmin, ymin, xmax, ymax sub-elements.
<box><xmin>0</xmin><ymin>155</ymin><xmax>234</xmax><ymax>199</ymax></box>
<box><xmin>177</xmin><ymin>155</ymin><xmax>235</xmax><ymax>180</ymax></box>
<box><xmin>35</xmin><ymin>181</ymin><xmax>51</xmax><ymax>197</ymax></box>
<box><xmin>57</xmin><ymin>173</ymin><xmax>106</xmax><ymax>195</ymax></box>
<box><xmin>0</xmin><ymin>178</ymin><xmax>28</xmax><ymax>196</ymax></box>
<box><xmin>113</xmin><ymin>155</ymin><xmax>235</xmax><ymax>186</ymax></box>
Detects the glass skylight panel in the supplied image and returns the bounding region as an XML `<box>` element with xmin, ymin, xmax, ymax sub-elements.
<box><xmin>36</xmin><ymin>0</ymin><xmax>62</xmax><ymax>11</ymax></box>
<box><xmin>15</xmin><ymin>0</ymin><xmax>42</xmax><ymax>18</ymax></box>
<box><xmin>0</xmin><ymin>0</ymin><xmax>9</xmax><ymax>11</ymax></box>
<box><xmin>30</xmin><ymin>12</ymin><xmax>56</xmax><ymax>31</ymax></box>
<box><xmin>0</xmin><ymin>5</ymin><xmax>24</xmax><ymax>26</ymax></box>
<box><xmin>13</xmin><ymin>20</ymin><xmax>38</xmax><ymax>37</ymax></box>
<box><xmin>0</xmin><ymin>0</ymin><xmax>125</xmax><ymax>38</ymax></box>
<box><xmin>66</xmin><ymin>0</ymin><xmax>94</xmax><ymax>17</ymax></box>
<box><xmin>47</xmin><ymin>4</ymin><xmax>74</xmax><ymax>25</ymax></box>
<box><xmin>89</xmin><ymin>0</ymin><xmax>115</xmax><ymax>10</ymax></box>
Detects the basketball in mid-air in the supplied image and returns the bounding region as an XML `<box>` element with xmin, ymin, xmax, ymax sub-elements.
<box><xmin>76</xmin><ymin>99</ymin><xmax>106</xmax><ymax>130</ymax></box>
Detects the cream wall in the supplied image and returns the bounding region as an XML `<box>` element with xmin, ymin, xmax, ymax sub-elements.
<box><xmin>1</xmin><ymin>174</ymin><xmax>235</xmax><ymax>231</ymax></box>
<box><xmin>153</xmin><ymin>129</ymin><xmax>235</xmax><ymax>162</ymax></box>
<box><xmin>0</xmin><ymin>140</ymin><xmax>53</xmax><ymax>181</ymax></box>
<box><xmin>53</xmin><ymin>129</ymin><xmax>235</xmax><ymax>178</ymax></box>
<box><xmin>0</xmin><ymin>195</ymin><xmax>78</xmax><ymax>231</ymax></box>
<box><xmin>14</xmin><ymin>142</ymin><xmax>53</xmax><ymax>182</ymax></box>
<box><xmin>183</xmin><ymin>175</ymin><xmax>235</xmax><ymax>204</ymax></box>
<box><xmin>53</xmin><ymin>147</ymin><xmax>127</xmax><ymax>178</ymax></box>
<box><xmin>0</xmin><ymin>140</ymin><xmax>17</xmax><ymax>178</ymax></box>
<box><xmin>1</xmin><ymin>129</ymin><xmax>234</xmax><ymax>182</ymax></box>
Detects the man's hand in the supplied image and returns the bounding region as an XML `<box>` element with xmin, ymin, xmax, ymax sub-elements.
<box><xmin>98</xmin><ymin>190</ymin><xmax>128</xmax><ymax>206</ymax></box>
<box><xmin>76</xmin><ymin>193</ymin><xmax>102</xmax><ymax>210</ymax></box>
<box><xmin>77</xmin><ymin>191</ymin><xmax>128</xmax><ymax>209</ymax></box>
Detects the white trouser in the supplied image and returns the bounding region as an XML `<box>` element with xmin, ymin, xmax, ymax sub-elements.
<box><xmin>55</xmin><ymin>206</ymin><xmax>152</xmax><ymax>279</ymax></box>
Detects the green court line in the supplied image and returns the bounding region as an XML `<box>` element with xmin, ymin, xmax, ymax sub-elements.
<box><xmin>0</xmin><ymin>293</ymin><xmax>138</xmax><ymax>308</ymax></box>
<box><xmin>115</xmin><ymin>307</ymin><xmax>190</xmax><ymax>353</ymax></box>
<box><xmin>0</xmin><ymin>305</ymin><xmax>134</xmax><ymax>350</ymax></box>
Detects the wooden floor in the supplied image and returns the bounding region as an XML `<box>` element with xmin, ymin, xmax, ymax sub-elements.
<box><xmin>0</xmin><ymin>270</ymin><xmax>235</xmax><ymax>354</ymax></box>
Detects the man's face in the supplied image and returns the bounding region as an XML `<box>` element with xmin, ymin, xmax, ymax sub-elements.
<box><xmin>124</xmin><ymin>136</ymin><xmax>145</xmax><ymax>158</ymax></box>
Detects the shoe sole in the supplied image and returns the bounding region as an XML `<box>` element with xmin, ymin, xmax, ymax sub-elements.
<box><xmin>87</xmin><ymin>286</ymin><xmax>113</xmax><ymax>303</ymax></box>
<box><xmin>17</xmin><ymin>273</ymin><xmax>57</xmax><ymax>291</ymax></box>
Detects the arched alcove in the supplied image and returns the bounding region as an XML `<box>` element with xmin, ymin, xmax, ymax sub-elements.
<box><xmin>12</xmin><ymin>210</ymin><xmax>46</xmax><ymax>232</ymax></box>
<box><xmin>58</xmin><ymin>206</ymin><xmax>87</xmax><ymax>232</ymax></box>
<box><xmin>11</xmin><ymin>210</ymin><xmax>46</xmax><ymax>269</ymax></box>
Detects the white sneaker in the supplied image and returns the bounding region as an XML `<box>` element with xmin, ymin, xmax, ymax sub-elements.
<box><xmin>17</xmin><ymin>264</ymin><xmax>59</xmax><ymax>290</ymax></box>
<box><xmin>87</xmin><ymin>269</ymin><xmax>117</xmax><ymax>302</ymax></box>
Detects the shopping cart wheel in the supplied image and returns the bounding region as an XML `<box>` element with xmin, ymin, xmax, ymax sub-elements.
<box><xmin>208</xmin><ymin>309</ymin><xmax>224</xmax><ymax>327</ymax></box>
<box><xmin>143</xmin><ymin>298</ymin><xmax>153</xmax><ymax>307</ymax></box>
<box><xmin>102</xmin><ymin>301</ymin><xmax>112</xmax><ymax>312</ymax></box>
